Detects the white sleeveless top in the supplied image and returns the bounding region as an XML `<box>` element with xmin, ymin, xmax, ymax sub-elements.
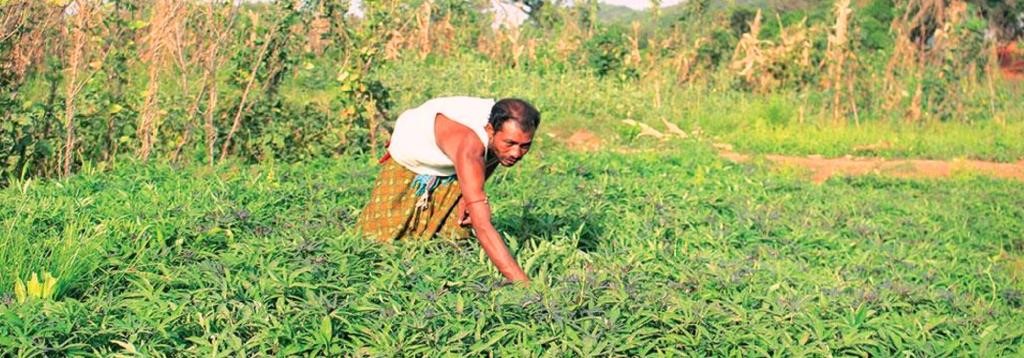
<box><xmin>388</xmin><ymin>96</ymin><xmax>495</xmax><ymax>176</ymax></box>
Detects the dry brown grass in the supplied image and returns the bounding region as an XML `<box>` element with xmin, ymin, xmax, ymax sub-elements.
<box><xmin>1</xmin><ymin>2</ymin><xmax>63</xmax><ymax>94</ymax></box>
<box><xmin>0</xmin><ymin>3</ymin><xmax>19</xmax><ymax>43</ymax></box>
<box><xmin>475</xmin><ymin>31</ymin><xmax>497</xmax><ymax>64</ymax></box>
<box><xmin>383</xmin><ymin>28</ymin><xmax>406</xmax><ymax>61</ymax></box>
<box><xmin>480</xmin><ymin>25</ymin><xmax>531</xmax><ymax>69</ymax></box>
<box><xmin>377</xmin><ymin>1</ymin><xmax>457</xmax><ymax>61</ymax></box>
<box><xmin>6</xmin><ymin>0</ymin><xmax>1015</xmax><ymax>176</ymax></box>
<box><xmin>200</xmin><ymin>3</ymin><xmax>239</xmax><ymax>165</ymax></box>
<box><xmin>730</xmin><ymin>10</ymin><xmax>815</xmax><ymax>94</ymax></box>
<box><xmin>306</xmin><ymin>13</ymin><xmax>330</xmax><ymax>55</ymax></box>
<box><xmin>824</xmin><ymin>0</ymin><xmax>856</xmax><ymax>124</ymax></box>
<box><xmin>626</xmin><ymin>22</ymin><xmax>643</xmax><ymax>69</ymax></box>
<box><xmin>986</xmin><ymin>36</ymin><xmax>1003</xmax><ymax>125</ymax></box>
<box><xmin>555</xmin><ymin>13</ymin><xmax>584</xmax><ymax>63</ymax></box>
<box><xmin>432</xmin><ymin>14</ymin><xmax>457</xmax><ymax>56</ymax></box>
<box><xmin>730</xmin><ymin>9</ymin><xmax>766</xmax><ymax>89</ymax></box>
<box><xmin>61</xmin><ymin>0</ymin><xmax>111</xmax><ymax>177</ymax></box>
<box><xmin>220</xmin><ymin>10</ymin><xmax>280</xmax><ymax>162</ymax></box>
<box><xmin>509</xmin><ymin>27</ymin><xmax>525</xmax><ymax>68</ymax></box>
<box><xmin>413</xmin><ymin>0</ymin><xmax>433</xmax><ymax>59</ymax></box>
<box><xmin>0</xmin><ymin>2</ymin><xmax>30</xmax><ymax>83</ymax></box>
<box><xmin>671</xmin><ymin>37</ymin><xmax>702</xmax><ymax>84</ymax></box>
<box><xmin>170</xmin><ymin>4</ymin><xmax>210</xmax><ymax>162</ymax></box>
<box><xmin>882</xmin><ymin>20</ymin><xmax>916</xmax><ymax>117</ymax></box>
<box><xmin>137</xmin><ymin>0</ymin><xmax>187</xmax><ymax>162</ymax></box>
<box><xmin>882</xmin><ymin>0</ymin><xmax>980</xmax><ymax>123</ymax></box>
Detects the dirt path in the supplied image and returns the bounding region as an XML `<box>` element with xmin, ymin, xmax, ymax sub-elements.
<box><xmin>717</xmin><ymin>144</ymin><xmax>1024</xmax><ymax>183</ymax></box>
<box><xmin>554</xmin><ymin>128</ymin><xmax>1024</xmax><ymax>183</ymax></box>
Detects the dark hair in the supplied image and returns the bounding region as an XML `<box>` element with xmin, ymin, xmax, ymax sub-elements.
<box><xmin>489</xmin><ymin>98</ymin><xmax>540</xmax><ymax>133</ymax></box>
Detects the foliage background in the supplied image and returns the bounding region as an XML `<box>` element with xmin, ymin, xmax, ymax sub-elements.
<box><xmin>0</xmin><ymin>0</ymin><xmax>1023</xmax><ymax>183</ymax></box>
<box><xmin>1</xmin><ymin>0</ymin><xmax>1024</xmax><ymax>355</ymax></box>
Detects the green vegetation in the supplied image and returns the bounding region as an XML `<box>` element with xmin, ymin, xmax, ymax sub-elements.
<box><xmin>2</xmin><ymin>0</ymin><xmax>1024</xmax><ymax>355</ymax></box>
<box><xmin>2</xmin><ymin>0</ymin><xmax>1024</xmax><ymax>183</ymax></box>
<box><xmin>2</xmin><ymin>144</ymin><xmax>1023</xmax><ymax>355</ymax></box>
<box><xmin>372</xmin><ymin>56</ymin><xmax>1024</xmax><ymax>161</ymax></box>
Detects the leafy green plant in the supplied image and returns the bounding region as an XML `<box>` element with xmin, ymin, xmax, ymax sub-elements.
<box><xmin>582</xmin><ymin>24</ymin><xmax>632</xmax><ymax>78</ymax></box>
<box><xmin>2</xmin><ymin>143</ymin><xmax>1023</xmax><ymax>355</ymax></box>
<box><xmin>13</xmin><ymin>272</ymin><xmax>57</xmax><ymax>303</ymax></box>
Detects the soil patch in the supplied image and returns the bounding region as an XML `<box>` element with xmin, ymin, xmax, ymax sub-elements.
<box><xmin>720</xmin><ymin>148</ymin><xmax>1024</xmax><ymax>183</ymax></box>
<box><xmin>556</xmin><ymin>127</ymin><xmax>1024</xmax><ymax>183</ymax></box>
<box><xmin>999</xmin><ymin>41</ymin><xmax>1024</xmax><ymax>81</ymax></box>
<box><xmin>564</xmin><ymin>129</ymin><xmax>603</xmax><ymax>152</ymax></box>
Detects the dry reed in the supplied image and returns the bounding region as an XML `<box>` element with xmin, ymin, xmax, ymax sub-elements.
<box><xmin>986</xmin><ymin>34</ymin><xmax>1003</xmax><ymax>125</ymax></box>
<box><xmin>170</xmin><ymin>4</ymin><xmax>209</xmax><ymax>162</ymax></box>
<box><xmin>824</xmin><ymin>0</ymin><xmax>855</xmax><ymax>124</ymax></box>
<box><xmin>882</xmin><ymin>0</ymin><xmax>968</xmax><ymax>123</ymax></box>
<box><xmin>730</xmin><ymin>10</ymin><xmax>814</xmax><ymax>93</ymax></box>
<box><xmin>61</xmin><ymin>0</ymin><xmax>106</xmax><ymax>177</ymax></box>
<box><xmin>220</xmin><ymin>12</ymin><xmax>279</xmax><ymax>162</ymax></box>
<box><xmin>414</xmin><ymin>0</ymin><xmax>433</xmax><ymax>59</ymax></box>
<box><xmin>1</xmin><ymin>2</ymin><xmax>62</xmax><ymax>90</ymax></box>
<box><xmin>201</xmin><ymin>2</ymin><xmax>239</xmax><ymax>165</ymax></box>
<box><xmin>730</xmin><ymin>10</ymin><xmax>772</xmax><ymax>91</ymax></box>
<box><xmin>137</xmin><ymin>0</ymin><xmax>186</xmax><ymax>161</ymax></box>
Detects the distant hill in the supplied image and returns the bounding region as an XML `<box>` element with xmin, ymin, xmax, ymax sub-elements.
<box><xmin>597</xmin><ymin>4</ymin><xmax>642</xmax><ymax>23</ymax></box>
<box><xmin>596</xmin><ymin>2</ymin><xmax>696</xmax><ymax>25</ymax></box>
<box><xmin>595</xmin><ymin>0</ymin><xmax>830</xmax><ymax>31</ymax></box>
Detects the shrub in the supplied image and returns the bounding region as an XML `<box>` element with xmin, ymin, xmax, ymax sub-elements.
<box><xmin>583</xmin><ymin>25</ymin><xmax>631</xmax><ymax>77</ymax></box>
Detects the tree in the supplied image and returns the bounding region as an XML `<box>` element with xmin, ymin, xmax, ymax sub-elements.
<box><xmin>973</xmin><ymin>0</ymin><xmax>1024</xmax><ymax>40</ymax></box>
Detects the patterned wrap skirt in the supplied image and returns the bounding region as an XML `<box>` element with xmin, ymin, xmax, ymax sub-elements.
<box><xmin>357</xmin><ymin>159</ymin><xmax>471</xmax><ymax>242</ymax></box>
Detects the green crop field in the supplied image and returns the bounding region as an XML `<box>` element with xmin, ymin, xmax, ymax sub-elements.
<box><xmin>3</xmin><ymin>0</ymin><xmax>1024</xmax><ymax>355</ymax></box>
<box><xmin>3</xmin><ymin>141</ymin><xmax>1023</xmax><ymax>355</ymax></box>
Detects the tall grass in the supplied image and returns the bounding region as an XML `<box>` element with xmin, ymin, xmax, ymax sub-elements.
<box><xmin>2</xmin><ymin>1</ymin><xmax>1022</xmax><ymax>182</ymax></box>
<box><xmin>0</xmin><ymin>179</ymin><xmax>107</xmax><ymax>298</ymax></box>
<box><xmin>370</xmin><ymin>54</ymin><xmax>1024</xmax><ymax>161</ymax></box>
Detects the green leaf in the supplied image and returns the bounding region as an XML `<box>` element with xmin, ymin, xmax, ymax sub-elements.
<box><xmin>320</xmin><ymin>315</ymin><xmax>333</xmax><ymax>341</ymax></box>
<box><xmin>470</xmin><ymin>330</ymin><xmax>509</xmax><ymax>354</ymax></box>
